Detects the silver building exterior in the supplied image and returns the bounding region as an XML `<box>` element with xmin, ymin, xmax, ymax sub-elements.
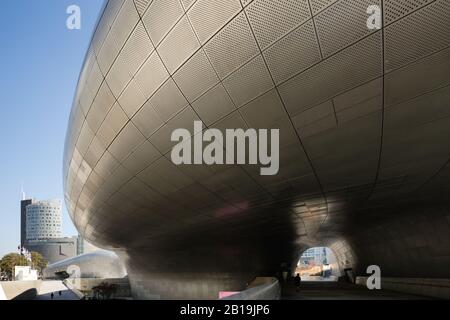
<box><xmin>25</xmin><ymin>200</ymin><xmax>62</xmax><ymax>241</ymax></box>
<box><xmin>77</xmin><ymin>234</ymin><xmax>100</xmax><ymax>255</ymax></box>
<box><xmin>64</xmin><ymin>0</ymin><xmax>450</xmax><ymax>299</ymax></box>
<box><xmin>43</xmin><ymin>250</ymin><xmax>127</xmax><ymax>280</ymax></box>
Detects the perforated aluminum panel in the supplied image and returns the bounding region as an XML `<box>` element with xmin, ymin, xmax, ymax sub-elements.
<box><xmin>93</xmin><ymin>0</ymin><xmax>125</xmax><ymax>55</ymax></box>
<box><xmin>64</xmin><ymin>0</ymin><xmax>450</xmax><ymax>299</ymax></box>
<box><xmin>384</xmin><ymin>0</ymin><xmax>450</xmax><ymax>72</ymax></box>
<box><xmin>309</xmin><ymin>0</ymin><xmax>338</xmax><ymax>15</ymax></box>
<box><xmin>157</xmin><ymin>16</ymin><xmax>200</xmax><ymax>74</ymax></box>
<box><xmin>223</xmin><ymin>55</ymin><xmax>274</xmax><ymax>107</ymax></box>
<box><xmin>191</xmin><ymin>84</ymin><xmax>235</xmax><ymax>126</ymax></box>
<box><xmin>204</xmin><ymin>12</ymin><xmax>259</xmax><ymax>79</ymax></box>
<box><xmin>385</xmin><ymin>47</ymin><xmax>450</xmax><ymax>107</ymax></box>
<box><xmin>245</xmin><ymin>0</ymin><xmax>311</xmax><ymax>50</ymax></box>
<box><xmin>173</xmin><ymin>49</ymin><xmax>219</xmax><ymax>102</ymax></box>
<box><xmin>279</xmin><ymin>32</ymin><xmax>383</xmax><ymax>115</ymax></box>
<box><xmin>132</xmin><ymin>100</ymin><xmax>164</xmax><ymax>137</ymax></box>
<box><xmin>292</xmin><ymin>101</ymin><xmax>337</xmax><ymax>139</ymax></box>
<box><xmin>264</xmin><ymin>20</ymin><xmax>321</xmax><ymax>84</ymax></box>
<box><xmin>149</xmin><ymin>78</ymin><xmax>188</xmax><ymax>121</ymax></box>
<box><xmin>180</xmin><ymin>0</ymin><xmax>196</xmax><ymax>10</ymax></box>
<box><xmin>98</xmin><ymin>0</ymin><xmax>140</xmax><ymax>74</ymax></box>
<box><xmin>314</xmin><ymin>0</ymin><xmax>380</xmax><ymax>58</ymax></box>
<box><xmin>118</xmin><ymin>78</ymin><xmax>147</xmax><ymax>117</ymax></box>
<box><xmin>133</xmin><ymin>0</ymin><xmax>152</xmax><ymax>16</ymax></box>
<box><xmin>118</xmin><ymin>22</ymin><xmax>154</xmax><ymax>76</ymax></box>
<box><xmin>142</xmin><ymin>0</ymin><xmax>184</xmax><ymax>46</ymax></box>
<box><xmin>86</xmin><ymin>82</ymin><xmax>116</xmax><ymax>133</ymax></box>
<box><xmin>188</xmin><ymin>0</ymin><xmax>241</xmax><ymax>44</ymax></box>
<box><xmin>384</xmin><ymin>0</ymin><xmax>434</xmax><ymax>24</ymax></box>
<box><xmin>134</xmin><ymin>51</ymin><xmax>169</xmax><ymax>99</ymax></box>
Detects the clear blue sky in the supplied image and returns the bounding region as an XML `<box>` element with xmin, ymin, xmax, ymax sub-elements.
<box><xmin>0</xmin><ymin>0</ymin><xmax>104</xmax><ymax>257</ymax></box>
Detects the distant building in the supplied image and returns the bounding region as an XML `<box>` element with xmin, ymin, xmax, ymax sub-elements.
<box><xmin>299</xmin><ymin>247</ymin><xmax>328</xmax><ymax>266</ymax></box>
<box><xmin>77</xmin><ymin>234</ymin><xmax>100</xmax><ymax>255</ymax></box>
<box><xmin>26</xmin><ymin>237</ymin><xmax>78</xmax><ymax>265</ymax></box>
<box><xmin>20</xmin><ymin>198</ymin><xmax>77</xmax><ymax>264</ymax></box>
<box><xmin>297</xmin><ymin>247</ymin><xmax>341</xmax><ymax>278</ymax></box>
<box><xmin>26</xmin><ymin>200</ymin><xmax>62</xmax><ymax>241</ymax></box>
<box><xmin>14</xmin><ymin>266</ymin><xmax>38</xmax><ymax>281</ymax></box>
<box><xmin>20</xmin><ymin>199</ymin><xmax>33</xmax><ymax>247</ymax></box>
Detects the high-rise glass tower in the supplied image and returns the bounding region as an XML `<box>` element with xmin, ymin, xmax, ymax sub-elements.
<box><xmin>20</xmin><ymin>199</ymin><xmax>33</xmax><ymax>246</ymax></box>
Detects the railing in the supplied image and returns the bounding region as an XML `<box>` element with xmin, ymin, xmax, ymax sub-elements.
<box><xmin>221</xmin><ymin>277</ymin><xmax>281</xmax><ymax>300</ymax></box>
<box><xmin>63</xmin><ymin>279</ymin><xmax>85</xmax><ymax>299</ymax></box>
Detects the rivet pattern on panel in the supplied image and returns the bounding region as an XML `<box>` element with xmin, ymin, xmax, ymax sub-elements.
<box><xmin>223</xmin><ymin>55</ymin><xmax>274</xmax><ymax>107</ymax></box>
<box><xmin>188</xmin><ymin>0</ymin><xmax>241</xmax><ymax>44</ymax></box>
<box><xmin>245</xmin><ymin>0</ymin><xmax>311</xmax><ymax>50</ymax></box>
<box><xmin>204</xmin><ymin>12</ymin><xmax>259</xmax><ymax>79</ymax></box>
<box><xmin>133</xmin><ymin>0</ymin><xmax>152</xmax><ymax>16</ymax></box>
<box><xmin>384</xmin><ymin>0</ymin><xmax>434</xmax><ymax>24</ymax></box>
<box><xmin>264</xmin><ymin>20</ymin><xmax>322</xmax><ymax>84</ymax></box>
<box><xmin>309</xmin><ymin>0</ymin><xmax>338</xmax><ymax>15</ymax></box>
<box><xmin>279</xmin><ymin>33</ymin><xmax>383</xmax><ymax>115</ymax></box>
<box><xmin>314</xmin><ymin>0</ymin><xmax>380</xmax><ymax>58</ymax></box>
<box><xmin>142</xmin><ymin>0</ymin><xmax>184</xmax><ymax>46</ymax></box>
<box><xmin>385</xmin><ymin>0</ymin><xmax>450</xmax><ymax>72</ymax></box>
<box><xmin>173</xmin><ymin>49</ymin><xmax>220</xmax><ymax>102</ymax></box>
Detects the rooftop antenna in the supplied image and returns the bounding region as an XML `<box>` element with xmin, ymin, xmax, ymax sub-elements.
<box><xmin>21</xmin><ymin>183</ymin><xmax>26</xmax><ymax>201</ymax></box>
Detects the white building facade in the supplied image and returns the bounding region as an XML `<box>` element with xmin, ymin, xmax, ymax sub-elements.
<box><xmin>26</xmin><ymin>200</ymin><xmax>62</xmax><ymax>240</ymax></box>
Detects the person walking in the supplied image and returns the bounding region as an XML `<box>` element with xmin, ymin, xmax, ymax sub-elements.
<box><xmin>50</xmin><ymin>292</ymin><xmax>54</xmax><ymax>300</ymax></box>
<box><xmin>294</xmin><ymin>273</ymin><xmax>301</xmax><ymax>292</ymax></box>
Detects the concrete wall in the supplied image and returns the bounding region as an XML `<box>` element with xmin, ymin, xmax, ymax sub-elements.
<box><xmin>0</xmin><ymin>280</ymin><xmax>41</xmax><ymax>300</ymax></box>
<box><xmin>26</xmin><ymin>238</ymin><xmax>77</xmax><ymax>264</ymax></box>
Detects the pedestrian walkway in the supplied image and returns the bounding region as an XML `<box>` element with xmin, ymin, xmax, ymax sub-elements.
<box><xmin>34</xmin><ymin>280</ymin><xmax>80</xmax><ymax>300</ymax></box>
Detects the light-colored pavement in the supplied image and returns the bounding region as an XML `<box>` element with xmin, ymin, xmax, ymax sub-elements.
<box><xmin>35</xmin><ymin>280</ymin><xmax>80</xmax><ymax>300</ymax></box>
<box><xmin>299</xmin><ymin>275</ymin><xmax>338</xmax><ymax>282</ymax></box>
<box><xmin>0</xmin><ymin>284</ymin><xmax>7</xmax><ymax>300</ymax></box>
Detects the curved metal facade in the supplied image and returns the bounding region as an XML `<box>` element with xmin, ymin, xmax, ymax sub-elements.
<box><xmin>43</xmin><ymin>251</ymin><xmax>127</xmax><ymax>280</ymax></box>
<box><xmin>64</xmin><ymin>0</ymin><xmax>450</xmax><ymax>299</ymax></box>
